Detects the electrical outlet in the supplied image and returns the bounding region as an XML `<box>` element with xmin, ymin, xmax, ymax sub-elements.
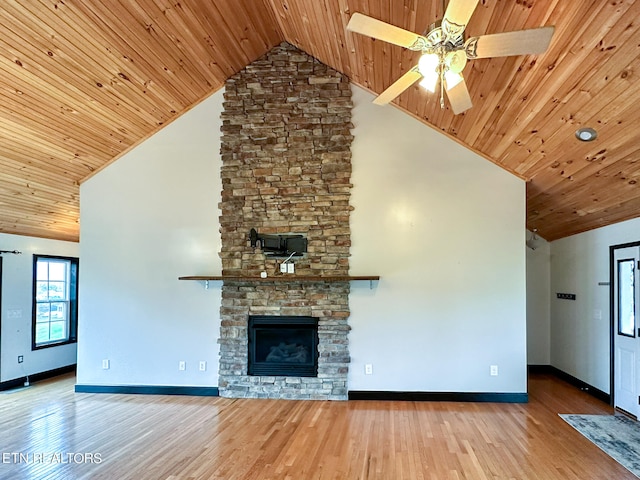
<box><xmin>102</xmin><ymin>359</ymin><xmax>110</xmax><ymax>370</ymax></box>
<box><xmin>287</xmin><ymin>263</ymin><xmax>295</xmax><ymax>273</ymax></box>
<box><xmin>365</xmin><ymin>364</ymin><xmax>373</xmax><ymax>375</ymax></box>
<box><xmin>179</xmin><ymin>361</ymin><xmax>186</xmax><ymax>371</ymax></box>
<box><xmin>17</xmin><ymin>355</ymin><xmax>23</xmax><ymax>364</ymax></box>
<box><xmin>490</xmin><ymin>365</ymin><xmax>498</xmax><ymax>376</ymax></box>
<box><xmin>280</xmin><ymin>263</ymin><xmax>287</xmax><ymax>273</ymax></box>
<box><xmin>199</xmin><ymin>361</ymin><xmax>207</xmax><ymax>372</ymax></box>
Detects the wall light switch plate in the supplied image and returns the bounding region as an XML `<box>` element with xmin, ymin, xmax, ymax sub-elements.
<box><xmin>287</xmin><ymin>263</ymin><xmax>295</xmax><ymax>273</ymax></box>
<box><xmin>199</xmin><ymin>361</ymin><xmax>207</xmax><ymax>372</ymax></box>
<box><xmin>179</xmin><ymin>361</ymin><xmax>186</xmax><ymax>371</ymax></box>
<box><xmin>280</xmin><ymin>263</ymin><xmax>287</xmax><ymax>273</ymax></box>
<box><xmin>490</xmin><ymin>365</ymin><xmax>498</xmax><ymax>376</ymax></box>
<box><xmin>102</xmin><ymin>359</ymin><xmax>110</xmax><ymax>370</ymax></box>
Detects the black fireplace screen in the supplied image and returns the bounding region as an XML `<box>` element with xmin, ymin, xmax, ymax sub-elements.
<box><xmin>248</xmin><ymin>316</ymin><xmax>318</xmax><ymax>377</ymax></box>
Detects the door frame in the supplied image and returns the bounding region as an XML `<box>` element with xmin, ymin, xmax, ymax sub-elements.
<box><xmin>610</xmin><ymin>240</ymin><xmax>640</xmax><ymax>409</ymax></box>
<box><xmin>0</xmin><ymin>256</ymin><xmax>2</xmax><ymax>377</ymax></box>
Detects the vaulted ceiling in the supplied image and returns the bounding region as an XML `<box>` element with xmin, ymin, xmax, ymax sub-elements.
<box><xmin>0</xmin><ymin>0</ymin><xmax>638</xmax><ymax>242</ymax></box>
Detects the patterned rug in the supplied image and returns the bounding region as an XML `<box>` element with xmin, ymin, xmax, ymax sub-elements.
<box><xmin>560</xmin><ymin>414</ymin><xmax>640</xmax><ymax>477</ymax></box>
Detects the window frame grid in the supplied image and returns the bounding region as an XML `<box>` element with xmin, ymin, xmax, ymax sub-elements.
<box><xmin>32</xmin><ymin>254</ymin><xmax>79</xmax><ymax>350</ymax></box>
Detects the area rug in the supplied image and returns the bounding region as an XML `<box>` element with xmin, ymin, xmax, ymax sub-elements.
<box><xmin>560</xmin><ymin>414</ymin><xmax>640</xmax><ymax>477</ymax></box>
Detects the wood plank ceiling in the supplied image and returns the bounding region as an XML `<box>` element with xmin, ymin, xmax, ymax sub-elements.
<box><xmin>0</xmin><ymin>0</ymin><xmax>638</xmax><ymax>242</ymax></box>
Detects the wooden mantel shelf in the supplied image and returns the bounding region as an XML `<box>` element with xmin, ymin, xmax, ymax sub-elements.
<box><xmin>179</xmin><ymin>275</ymin><xmax>379</xmax><ymax>282</ymax></box>
<box><xmin>178</xmin><ymin>275</ymin><xmax>380</xmax><ymax>288</ymax></box>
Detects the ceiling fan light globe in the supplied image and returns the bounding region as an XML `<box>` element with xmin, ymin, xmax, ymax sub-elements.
<box><xmin>418</xmin><ymin>53</ymin><xmax>439</xmax><ymax>77</ymax></box>
<box><xmin>444</xmin><ymin>71</ymin><xmax>463</xmax><ymax>89</ymax></box>
<box><xmin>419</xmin><ymin>73</ymin><xmax>438</xmax><ymax>93</ymax></box>
<box><xmin>445</xmin><ymin>50</ymin><xmax>467</xmax><ymax>74</ymax></box>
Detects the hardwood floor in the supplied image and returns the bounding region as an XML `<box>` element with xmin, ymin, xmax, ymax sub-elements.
<box><xmin>0</xmin><ymin>373</ymin><xmax>633</xmax><ymax>479</ymax></box>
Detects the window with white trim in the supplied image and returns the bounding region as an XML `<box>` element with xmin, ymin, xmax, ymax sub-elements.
<box><xmin>32</xmin><ymin>255</ymin><xmax>78</xmax><ymax>349</ymax></box>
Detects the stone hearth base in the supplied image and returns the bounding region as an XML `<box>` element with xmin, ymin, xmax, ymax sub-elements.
<box><xmin>218</xmin><ymin>281</ymin><xmax>350</xmax><ymax>400</ymax></box>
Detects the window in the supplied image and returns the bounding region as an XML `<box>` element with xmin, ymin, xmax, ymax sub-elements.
<box><xmin>618</xmin><ymin>258</ymin><xmax>636</xmax><ymax>337</ymax></box>
<box><xmin>32</xmin><ymin>255</ymin><xmax>79</xmax><ymax>349</ymax></box>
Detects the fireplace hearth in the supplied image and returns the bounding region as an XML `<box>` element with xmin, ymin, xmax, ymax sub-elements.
<box><xmin>218</xmin><ymin>280</ymin><xmax>351</xmax><ymax>400</ymax></box>
<box><xmin>248</xmin><ymin>316</ymin><xmax>318</xmax><ymax>377</ymax></box>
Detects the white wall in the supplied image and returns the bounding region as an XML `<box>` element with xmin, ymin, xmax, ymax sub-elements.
<box><xmin>348</xmin><ymin>87</ymin><xmax>526</xmax><ymax>393</ymax></box>
<box><xmin>550</xmin><ymin>216</ymin><xmax>640</xmax><ymax>393</ymax></box>
<box><xmin>77</xmin><ymin>93</ymin><xmax>222</xmax><ymax>387</ymax></box>
<box><xmin>526</xmin><ymin>232</ymin><xmax>551</xmax><ymax>365</ymax></box>
<box><xmin>0</xmin><ymin>233</ymin><xmax>79</xmax><ymax>383</ymax></box>
<box><xmin>78</xmin><ymin>85</ymin><xmax>527</xmax><ymax>394</ymax></box>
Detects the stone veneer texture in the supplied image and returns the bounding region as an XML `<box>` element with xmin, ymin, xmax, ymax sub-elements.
<box><xmin>217</xmin><ymin>43</ymin><xmax>354</xmax><ymax>400</ymax></box>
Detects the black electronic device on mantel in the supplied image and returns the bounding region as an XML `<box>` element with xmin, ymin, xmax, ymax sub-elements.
<box><xmin>249</xmin><ymin>228</ymin><xmax>307</xmax><ymax>257</ymax></box>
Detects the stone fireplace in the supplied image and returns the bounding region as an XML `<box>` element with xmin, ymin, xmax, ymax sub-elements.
<box><xmin>217</xmin><ymin>43</ymin><xmax>353</xmax><ymax>400</ymax></box>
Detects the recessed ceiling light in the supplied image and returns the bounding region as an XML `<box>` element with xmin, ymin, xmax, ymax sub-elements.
<box><xmin>575</xmin><ymin>127</ymin><xmax>597</xmax><ymax>142</ymax></box>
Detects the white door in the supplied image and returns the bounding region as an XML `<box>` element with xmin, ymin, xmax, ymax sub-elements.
<box><xmin>614</xmin><ymin>246</ymin><xmax>640</xmax><ymax>417</ymax></box>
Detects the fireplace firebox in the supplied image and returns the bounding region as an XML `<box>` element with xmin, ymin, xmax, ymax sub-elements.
<box><xmin>248</xmin><ymin>316</ymin><xmax>319</xmax><ymax>377</ymax></box>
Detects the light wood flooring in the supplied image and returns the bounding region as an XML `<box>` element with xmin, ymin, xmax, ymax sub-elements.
<box><xmin>0</xmin><ymin>372</ymin><xmax>633</xmax><ymax>479</ymax></box>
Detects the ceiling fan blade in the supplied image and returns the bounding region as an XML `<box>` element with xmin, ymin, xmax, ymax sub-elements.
<box><xmin>446</xmin><ymin>76</ymin><xmax>473</xmax><ymax>115</ymax></box>
<box><xmin>466</xmin><ymin>26</ymin><xmax>555</xmax><ymax>59</ymax></box>
<box><xmin>373</xmin><ymin>67</ymin><xmax>422</xmax><ymax>105</ymax></box>
<box><xmin>443</xmin><ymin>0</ymin><xmax>480</xmax><ymax>28</ymax></box>
<box><xmin>347</xmin><ymin>13</ymin><xmax>424</xmax><ymax>49</ymax></box>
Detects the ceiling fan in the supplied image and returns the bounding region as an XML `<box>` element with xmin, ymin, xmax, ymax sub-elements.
<box><xmin>346</xmin><ymin>0</ymin><xmax>555</xmax><ymax>114</ymax></box>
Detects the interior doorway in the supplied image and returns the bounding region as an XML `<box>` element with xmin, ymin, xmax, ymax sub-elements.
<box><xmin>0</xmin><ymin>256</ymin><xmax>2</xmax><ymax>376</ymax></box>
<box><xmin>612</xmin><ymin>242</ymin><xmax>640</xmax><ymax>418</ymax></box>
